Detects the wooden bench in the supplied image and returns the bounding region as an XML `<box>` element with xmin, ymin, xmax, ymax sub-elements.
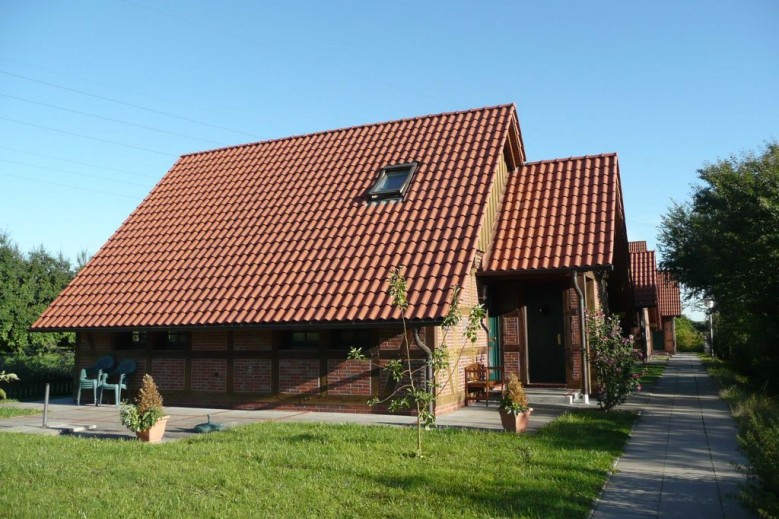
<box><xmin>464</xmin><ymin>363</ymin><xmax>503</xmax><ymax>406</ymax></box>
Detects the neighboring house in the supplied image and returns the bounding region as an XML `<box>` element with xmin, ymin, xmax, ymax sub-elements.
<box><xmin>33</xmin><ymin>104</ymin><xmax>634</xmax><ymax>414</ymax></box>
<box><xmin>628</xmin><ymin>241</ymin><xmax>682</xmax><ymax>357</ymax></box>
<box><xmin>656</xmin><ymin>271</ymin><xmax>682</xmax><ymax>354</ymax></box>
<box><xmin>629</xmin><ymin>241</ymin><xmax>659</xmax><ymax>358</ymax></box>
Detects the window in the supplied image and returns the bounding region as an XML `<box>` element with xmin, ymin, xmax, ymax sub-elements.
<box><xmin>331</xmin><ymin>329</ymin><xmax>377</xmax><ymax>350</ymax></box>
<box><xmin>115</xmin><ymin>330</ymin><xmax>147</xmax><ymax>350</ymax></box>
<box><xmin>284</xmin><ymin>331</ymin><xmax>321</xmax><ymax>350</ymax></box>
<box><xmin>367</xmin><ymin>162</ymin><xmax>417</xmax><ymax>201</ymax></box>
<box><xmin>153</xmin><ymin>331</ymin><xmax>190</xmax><ymax>350</ymax></box>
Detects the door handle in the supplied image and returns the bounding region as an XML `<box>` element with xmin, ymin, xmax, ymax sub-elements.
<box><xmin>557</xmin><ymin>333</ymin><xmax>561</xmax><ymax>346</ymax></box>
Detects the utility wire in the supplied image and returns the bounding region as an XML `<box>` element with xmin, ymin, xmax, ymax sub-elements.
<box><xmin>0</xmin><ymin>116</ymin><xmax>174</xmax><ymax>156</ymax></box>
<box><xmin>120</xmin><ymin>0</ymin><xmax>438</xmax><ymax>102</ymax></box>
<box><xmin>1</xmin><ymin>172</ymin><xmax>139</xmax><ymax>200</ymax></box>
<box><xmin>0</xmin><ymin>144</ymin><xmax>158</xmax><ymax>179</ymax></box>
<box><xmin>0</xmin><ymin>70</ymin><xmax>259</xmax><ymax>138</ymax></box>
<box><xmin>0</xmin><ymin>57</ymin><xmax>276</xmax><ymax>133</ymax></box>
<box><xmin>0</xmin><ymin>92</ymin><xmax>225</xmax><ymax>146</ymax></box>
<box><xmin>0</xmin><ymin>158</ymin><xmax>149</xmax><ymax>187</ymax></box>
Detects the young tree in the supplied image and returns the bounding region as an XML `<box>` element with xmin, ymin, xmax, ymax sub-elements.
<box><xmin>658</xmin><ymin>142</ymin><xmax>779</xmax><ymax>391</ymax></box>
<box><xmin>350</xmin><ymin>265</ymin><xmax>484</xmax><ymax>457</ymax></box>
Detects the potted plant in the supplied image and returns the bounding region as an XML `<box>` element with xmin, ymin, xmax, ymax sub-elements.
<box><xmin>498</xmin><ymin>374</ymin><xmax>533</xmax><ymax>433</ymax></box>
<box><xmin>119</xmin><ymin>374</ymin><xmax>169</xmax><ymax>443</ymax></box>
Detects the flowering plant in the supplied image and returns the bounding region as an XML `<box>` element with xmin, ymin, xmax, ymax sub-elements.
<box><xmin>586</xmin><ymin>312</ymin><xmax>645</xmax><ymax>411</ymax></box>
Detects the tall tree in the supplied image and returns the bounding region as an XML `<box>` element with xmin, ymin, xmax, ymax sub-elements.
<box><xmin>658</xmin><ymin>142</ymin><xmax>779</xmax><ymax>389</ymax></box>
<box><xmin>0</xmin><ymin>233</ymin><xmax>77</xmax><ymax>354</ymax></box>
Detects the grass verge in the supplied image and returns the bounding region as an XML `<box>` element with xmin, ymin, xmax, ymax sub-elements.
<box><xmin>0</xmin><ymin>403</ymin><xmax>40</xmax><ymax>419</ymax></box>
<box><xmin>0</xmin><ymin>410</ymin><xmax>636</xmax><ymax>518</ymax></box>
<box><xmin>639</xmin><ymin>357</ymin><xmax>668</xmax><ymax>389</ymax></box>
<box><xmin>700</xmin><ymin>354</ymin><xmax>779</xmax><ymax>518</ymax></box>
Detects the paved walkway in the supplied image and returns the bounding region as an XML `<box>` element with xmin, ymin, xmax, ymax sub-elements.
<box><xmin>592</xmin><ymin>353</ymin><xmax>753</xmax><ymax>518</ymax></box>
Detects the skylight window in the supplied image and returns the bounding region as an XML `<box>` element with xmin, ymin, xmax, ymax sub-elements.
<box><xmin>367</xmin><ymin>162</ymin><xmax>417</xmax><ymax>201</ymax></box>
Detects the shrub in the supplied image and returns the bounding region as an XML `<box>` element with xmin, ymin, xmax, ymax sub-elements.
<box><xmin>587</xmin><ymin>312</ymin><xmax>645</xmax><ymax>411</ymax></box>
<box><xmin>0</xmin><ymin>352</ymin><xmax>74</xmax><ymax>380</ymax></box>
<box><xmin>0</xmin><ymin>370</ymin><xmax>19</xmax><ymax>400</ymax></box>
<box><xmin>119</xmin><ymin>374</ymin><xmax>165</xmax><ymax>433</ymax></box>
<box><xmin>499</xmin><ymin>374</ymin><xmax>530</xmax><ymax>415</ymax></box>
<box><xmin>738</xmin><ymin>411</ymin><xmax>779</xmax><ymax>518</ymax></box>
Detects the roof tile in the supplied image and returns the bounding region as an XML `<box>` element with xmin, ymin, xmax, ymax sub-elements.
<box><xmin>484</xmin><ymin>153</ymin><xmax>622</xmax><ymax>272</ymax></box>
<box><xmin>34</xmin><ymin>104</ymin><xmax>517</xmax><ymax>330</ymax></box>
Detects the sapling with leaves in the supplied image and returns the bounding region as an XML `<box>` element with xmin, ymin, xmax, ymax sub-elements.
<box><xmin>349</xmin><ymin>265</ymin><xmax>485</xmax><ymax>457</ymax></box>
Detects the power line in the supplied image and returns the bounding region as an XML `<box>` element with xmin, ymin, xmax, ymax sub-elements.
<box><xmin>0</xmin><ymin>57</ymin><xmax>276</xmax><ymax>133</ymax></box>
<box><xmin>0</xmin><ymin>145</ymin><xmax>158</xmax><ymax>179</ymax></box>
<box><xmin>0</xmin><ymin>69</ymin><xmax>260</xmax><ymax>138</ymax></box>
<box><xmin>0</xmin><ymin>92</ymin><xmax>225</xmax><ymax>146</ymax></box>
<box><xmin>0</xmin><ymin>116</ymin><xmax>174</xmax><ymax>156</ymax></box>
<box><xmin>0</xmin><ymin>158</ymin><xmax>149</xmax><ymax>187</ymax></box>
<box><xmin>119</xmin><ymin>0</ymin><xmax>439</xmax><ymax>102</ymax></box>
<box><xmin>0</xmin><ymin>172</ymin><xmax>139</xmax><ymax>200</ymax></box>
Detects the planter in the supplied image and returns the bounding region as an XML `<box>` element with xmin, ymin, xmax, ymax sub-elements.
<box><xmin>135</xmin><ymin>416</ymin><xmax>169</xmax><ymax>443</ymax></box>
<box><xmin>499</xmin><ymin>408</ymin><xmax>533</xmax><ymax>433</ymax></box>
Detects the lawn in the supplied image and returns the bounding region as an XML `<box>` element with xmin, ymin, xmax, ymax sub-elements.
<box><xmin>0</xmin><ymin>403</ymin><xmax>40</xmax><ymax>419</ymax></box>
<box><xmin>0</xmin><ymin>410</ymin><xmax>635</xmax><ymax>519</ymax></box>
<box><xmin>639</xmin><ymin>357</ymin><xmax>668</xmax><ymax>388</ymax></box>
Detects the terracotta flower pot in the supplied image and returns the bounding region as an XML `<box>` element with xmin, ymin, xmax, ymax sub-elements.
<box><xmin>135</xmin><ymin>416</ymin><xmax>169</xmax><ymax>443</ymax></box>
<box><xmin>499</xmin><ymin>408</ymin><xmax>533</xmax><ymax>433</ymax></box>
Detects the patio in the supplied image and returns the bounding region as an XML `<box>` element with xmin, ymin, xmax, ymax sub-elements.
<box><xmin>0</xmin><ymin>397</ymin><xmax>577</xmax><ymax>441</ymax></box>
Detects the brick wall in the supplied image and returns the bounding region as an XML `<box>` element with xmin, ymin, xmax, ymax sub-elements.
<box><xmin>327</xmin><ymin>359</ymin><xmax>372</xmax><ymax>396</ymax></box>
<box><xmin>504</xmin><ymin>351</ymin><xmax>521</xmax><ymax>380</ymax></box>
<box><xmin>151</xmin><ymin>358</ymin><xmax>186</xmax><ymax>391</ymax></box>
<box><xmin>191</xmin><ymin>359</ymin><xmax>227</xmax><ymax>392</ymax></box>
<box><xmin>191</xmin><ymin>329</ymin><xmax>227</xmax><ymax>351</ymax></box>
<box><xmin>279</xmin><ymin>359</ymin><xmax>319</xmax><ymax>394</ymax></box>
<box><xmin>233</xmin><ymin>359</ymin><xmax>272</xmax><ymax>393</ymax></box>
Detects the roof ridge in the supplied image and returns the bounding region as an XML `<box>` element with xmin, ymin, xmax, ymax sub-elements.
<box><xmin>181</xmin><ymin>103</ymin><xmax>516</xmax><ymax>158</ymax></box>
<box><xmin>523</xmin><ymin>152</ymin><xmax>618</xmax><ymax>166</ymax></box>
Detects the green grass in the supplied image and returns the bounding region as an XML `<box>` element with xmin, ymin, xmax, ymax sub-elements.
<box><xmin>700</xmin><ymin>354</ymin><xmax>779</xmax><ymax>517</ymax></box>
<box><xmin>639</xmin><ymin>358</ymin><xmax>668</xmax><ymax>388</ymax></box>
<box><xmin>0</xmin><ymin>403</ymin><xmax>40</xmax><ymax>419</ymax></box>
<box><xmin>0</xmin><ymin>410</ymin><xmax>636</xmax><ymax>518</ymax></box>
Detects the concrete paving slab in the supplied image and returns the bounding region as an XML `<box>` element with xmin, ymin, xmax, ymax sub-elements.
<box><xmin>1</xmin><ymin>391</ymin><xmax>576</xmax><ymax>442</ymax></box>
<box><xmin>591</xmin><ymin>353</ymin><xmax>754</xmax><ymax>519</ymax></box>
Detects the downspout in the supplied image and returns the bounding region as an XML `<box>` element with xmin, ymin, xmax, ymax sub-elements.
<box><xmin>412</xmin><ymin>328</ymin><xmax>435</xmax><ymax>417</ymax></box>
<box><xmin>572</xmin><ymin>272</ymin><xmax>590</xmax><ymax>404</ymax></box>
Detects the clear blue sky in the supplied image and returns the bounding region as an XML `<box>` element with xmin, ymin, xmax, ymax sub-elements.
<box><xmin>1</xmin><ymin>1</ymin><xmax>777</xmax><ymax>317</ymax></box>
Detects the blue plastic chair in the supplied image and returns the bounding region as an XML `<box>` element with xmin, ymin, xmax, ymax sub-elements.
<box><xmin>76</xmin><ymin>356</ymin><xmax>114</xmax><ymax>406</ymax></box>
<box><xmin>99</xmin><ymin>359</ymin><xmax>137</xmax><ymax>406</ymax></box>
<box><xmin>76</xmin><ymin>367</ymin><xmax>101</xmax><ymax>406</ymax></box>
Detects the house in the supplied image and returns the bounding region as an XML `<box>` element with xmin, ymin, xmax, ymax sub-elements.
<box><xmin>629</xmin><ymin>241</ymin><xmax>659</xmax><ymax>358</ymax></box>
<box><xmin>628</xmin><ymin>241</ymin><xmax>682</xmax><ymax>357</ymax></box>
<box><xmin>656</xmin><ymin>271</ymin><xmax>682</xmax><ymax>354</ymax></box>
<box><xmin>33</xmin><ymin>104</ymin><xmax>634</xmax><ymax>414</ymax></box>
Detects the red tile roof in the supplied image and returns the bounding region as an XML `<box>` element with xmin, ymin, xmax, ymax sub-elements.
<box><xmin>484</xmin><ymin>154</ymin><xmax>623</xmax><ymax>272</ymax></box>
<box><xmin>628</xmin><ymin>241</ymin><xmax>647</xmax><ymax>252</ymax></box>
<box><xmin>657</xmin><ymin>271</ymin><xmax>682</xmax><ymax>317</ymax></box>
<box><xmin>33</xmin><ymin>105</ymin><xmax>522</xmax><ymax>330</ymax></box>
<box><xmin>629</xmin><ymin>245</ymin><xmax>658</xmax><ymax>307</ymax></box>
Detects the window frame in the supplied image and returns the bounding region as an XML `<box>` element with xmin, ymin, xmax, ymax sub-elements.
<box><xmin>367</xmin><ymin>162</ymin><xmax>418</xmax><ymax>201</ymax></box>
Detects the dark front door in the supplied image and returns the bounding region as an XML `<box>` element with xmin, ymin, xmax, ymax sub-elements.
<box><xmin>526</xmin><ymin>285</ymin><xmax>566</xmax><ymax>384</ymax></box>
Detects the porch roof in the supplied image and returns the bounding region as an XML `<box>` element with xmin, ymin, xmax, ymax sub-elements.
<box><xmin>483</xmin><ymin>153</ymin><xmax>624</xmax><ymax>273</ymax></box>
